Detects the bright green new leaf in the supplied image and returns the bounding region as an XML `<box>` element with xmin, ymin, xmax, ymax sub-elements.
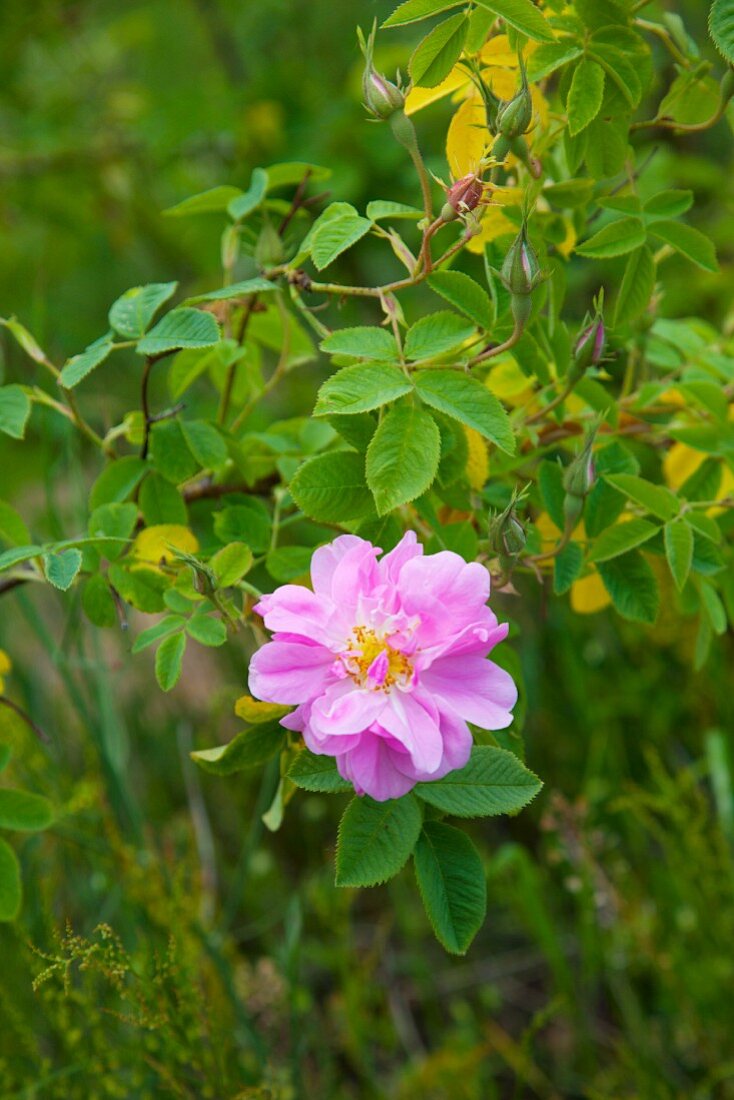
<box><xmin>409</xmin><ymin>13</ymin><xmax>468</xmax><ymax>89</ymax></box>
<box><xmin>186</xmin><ymin>615</ymin><xmax>227</xmax><ymax>647</ymax></box>
<box><xmin>643</xmin><ymin>190</ymin><xmax>693</xmax><ymax>221</ymax></box>
<box><xmin>131</xmin><ymin>616</ymin><xmax>186</xmax><ymax>654</ymax></box>
<box><xmin>0</xmin><ymin>502</ymin><xmax>30</xmax><ymax>548</ymax></box>
<box><xmin>314</xmin><ymin>363</ymin><xmax>413</xmax><ymax>417</ymax></box>
<box><xmin>187</xmin><ymin>278</ymin><xmax>278</xmax><ymax>303</ymax></box>
<box><xmin>335</xmin><ymin>794</ymin><xmax>423</xmax><ymax>887</ymax></box>
<box><xmin>587</xmin><ymin>517</ymin><xmax>659</xmax><ymax>563</ymax></box>
<box><xmin>109</xmin><ymin>282</ymin><xmax>177</xmax><ymax>339</ymax></box>
<box><xmin>416</xmin><ymin>747</ymin><xmax>542</xmax><ymax>817</ymax></box>
<box><xmin>210</xmin><ymin>542</ymin><xmax>253</xmax><ymax>587</ymax></box>
<box><xmin>404</xmin><ymin>311</ymin><xmax>476</xmax><ymax>360</ymax></box>
<box><xmin>577</xmin><ymin>218</ymin><xmax>647</xmax><ymax>259</ymax></box>
<box><xmin>180</xmin><ymin>419</ymin><xmax>229</xmax><ymax>470</ymax></box>
<box><xmin>648</xmin><ymin>221</ymin><xmax>719</xmax><ymax>273</ymax></box>
<box><xmin>427</xmin><ymin>270</ymin><xmax>494</xmax><ymax>329</ymax></box>
<box><xmin>474</xmin><ymin>0</ymin><xmax>554</xmax><ymax>41</ymax></box>
<box><xmin>365</xmin><ymin>200</ymin><xmax>424</xmax><ymax>221</ymax></box>
<box><xmin>137</xmin><ymin>309</ymin><xmax>220</xmax><ymax>356</ymax></box>
<box><xmin>414</xmin><ymin>821</ymin><xmax>487</xmax><ymax>955</ymax></box>
<box><xmin>59</xmin><ymin>334</ymin><xmax>114</xmax><ymax>388</ymax></box>
<box><xmin>89</xmin><ymin>456</ymin><xmax>147</xmax><ymax>510</ymax></box>
<box><xmin>227</xmin><ymin>167</ymin><xmax>269</xmax><ymax>221</ymax></box>
<box><xmin>614</xmin><ymin>245</ymin><xmax>656</xmax><ymax>325</ymax></box>
<box><xmin>0</xmin><ymin>386</ymin><xmax>31</xmax><ymax>440</ymax></box>
<box><xmin>383</xmin><ymin>0</ymin><xmax>463</xmax><ymax>27</ymax></box>
<box><xmin>366</xmin><ymin>403</ymin><xmax>441</xmax><ymax>514</ymax></box>
<box><xmin>566</xmin><ymin>58</ymin><xmax>605</xmax><ymax>136</ymax></box>
<box><xmin>320</xmin><ymin>327</ymin><xmax>399</xmax><ymax>361</ymax></box>
<box><xmin>43</xmin><ymin>548</ymin><xmax>82</xmax><ymax>591</ymax></box>
<box><xmin>155</xmin><ymin>632</ymin><xmax>186</xmax><ymax>692</ymax></box>
<box><xmin>527</xmin><ymin>43</ymin><xmax>583</xmax><ymax>81</ymax></box>
<box><xmin>665</xmin><ymin>518</ymin><xmax>694</xmax><ymax>592</ymax></box>
<box><xmin>415</xmin><ymin>370</ymin><xmax>515</xmax><ymax>453</ymax></box>
<box><xmin>310</xmin><ymin>212</ymin><xmax>373</xmax><ymax>271</ymax></box>
<box><xmin>290</xmin><ymin>451</ymin><xmax>374</xmax><ymax>523</ymax></box>
<box><xmin>163</xmin><ymin>186</ymin><xmax>243</xmax><ymax>217</ymax></box>
<box><xmin>603</xmin><ymin>474</ymin><xmax>678</xmax><ymax>521</ymax></box>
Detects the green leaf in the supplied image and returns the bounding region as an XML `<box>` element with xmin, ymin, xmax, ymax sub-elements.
<box><xmin>416</xmin><ymin>747</ymin><xmax>542</xmax><ymax>817</ymax></box>
<box><xmin>577</xmin><ymin>218</ymin><xmax>646</xmax><ymax>259</ymax></box>
<box><xmin>88</xmin><ymin>502</ymin><xmax>138</xmax><ymax>546</ymax></box>
<box><xmin>648</xmin><ymin>221</ymin><xmax>718</xmax><ymax>273</ymax></box>
<box><xmin>527</xmin><ymin>43</ymin><xmax>584</xmax><ymax>81</ymax></box>
<box><xmin>187</xmin><ymin>278</ymin><xmax>278</xmax><ymax>303</ymax></box>
<box><xmin>414</xmin><ymin>821</ymin><xmax>487</xmax><ymax>955</ymax></box>
<box><xmin>709</xmin><ymin>0</ymin><xmax>734</xmax><ymax>64</ymax></box>
<box><xmin>0</xmin><ymin>746</ymin><xmax>11</xmax><ymax>773</ymax></box>
<box><xmin>288</xmin><ymin>751</ymin><xmax>353</xmax><ymax>793</ymax></box>
<box><xmin>588</xmin><ymin>45</ymin><xmax>641</xmax><ymax>107</ymax></box>
<box><xmin>335</xmin><ymin>794</ymin><xmax>423</xmax><ymax>887</ymax></box>
<box><xmin>427</xmin><ymin>270</ymin><xmax>494</xmax><ymax>329</ymax></box>
<box><xmin>89</xmin><ymin>456</ymin><xmax>147</xmax><ymax>510</ymax></box>
<box><xmin>43</xmin><ymin>548</ymin><xmax>82</xmax><ymax>591</ymax></box>
<box><xmin>383</xmin><ymin>0</ymin><xmax>463</xmax><ymax>27</ymax></box>
<box><xmin>409</xmin><ymin>13</ymin><xmax>468</xmax><ymax>89</ymax></box>
<box><xmin>314</xmin><ymin>363</ymin><xmax>413</xmax><ymax>417</ymax></box>
<box><xmin>643</xmin><ymin>189</ymin><xmax>693</xmax><ymax>220</ymax></box>
<box><xmin>0</xmin><ymin>545</ymin><xmax>43</xmax><ymax>572</ymax></box>
<box><xmin>137</xmin><ymin>309</ymin><xmax>219</xmax><ymax>356</ymax></box>
<box><xmin>82</xmin><ymin>575</ymin><xmax>117</xmax><ymax>628</ymax></box>
<box><xmin>664</xmin><ymin>519</ymin><xmax>694</xmax><ymax>592</ymax></box>
<box><xmin>191</xmin><ymin>720</ymin><xmax>285</xmax><ymax>776</ymax></box>
<box><xmin>108</xmin><ymin>563</ymin><xmax>166</xmax><ymax>614</ymax></box>
<box><xmin>700</xmin><ymin>581</ymin><xmax>727</xmax><ymax>635</ymax></box>
<box><xmin>210</xmin><ymin>542</ymin><xmax>253</xmax><ymax>587</ymax></box>
<box><xmin>149</xmin><ymin>420</ymin><xmax>200</xmax><ymax>484</ymax></box>
<box><xmin>290</xmin><ymin>451</ymin><xmax>374</xmax><ymax>523</ymax></box>
<box><xmin>265</xmin><ymin>161</ymin><xmax>331</xmax><ymax>189</ymax></box>
<box><xmin>566</xmin><ymin>58</ymin><xmax>605</xmax><ymax>136</ymax></box>
<box><xmin>109</xmin><ymin>282</ymin><xmax>177</xmax><ymax>339</ymax></box>
<box><xmin>0</xmin><ymin>317</ymin><xmax>50</xmax><ymax>366</ymax></box>
<box><xmin>0</xmin><ymin>386</ymin><xmax>31</xmax><ymax>440</ymax></box>
<box><xmin>213</xmin><ymin>500</ymin><xmax>270</xmax><ymax>552</ymax></box>
<box><xmin>265</xmin><ymin>546</ymin><xmax>313</xmax><ymax>582</ymax></box>
<box><xmin>227</xmin><ymin>167</ymin><xmax>269</xmax><ymax>221</ymax></box>
<box><xmin>614</xmin><ymin>245</ymin><xmax>655</xmax><ymax>325</ymax></box>
<box><xmin>132</xmin><ymin>616</ymin><xmax>187</xmax><ymax>654</ymax></box>
<box><xmin>587</xmin><ymin>517</ymin><xmax>659</xmax><ymax>563</ymax></box>
<box><xmin>365</xmin><ymin>200</ymin><xmax>424</xmax><ymax>221</ymax></box>
<box><xmin>139</xmin><ymin>473</ymin><xmax>187</xmax><ymax>526</ymax></box>
<box><xmin>180</xmin><ymin>419</ymin><xmax>228</xmax><ymax>470</ymax></box>
<box><xmin>598</xmin><ymin>550</ymin><xmax>660</xmax><ymax>623</ymax></box>
<box><xmin>155</xmin><ymin>632</ymin><xmax>186</xmax><ymax>692</ymax></box>
<box><xmin>415</xmin><ymin>370</ymin><xmax>514</xmax><ymax>453</ymax></box>
<box><xmin>0</xmin><ymin>838</ymin><xmax>21</xmax><ymax>922</ymax></box>
<box><xmin>310</xmin><ymin>210</ymin><xmax>373</xmax><ymax>271</ymax></box>
<box><xmin>366</xmin><ymin>403</ymin><xmax>441</xmax><ymax>514</ymax></box>
<box><xmin>603</xmin><ymin>474</ymin><xmax>678</xmax><ymax>522</ymax></box>
<box><xmin>320</xmin><ymin>327</ymin><xmax>399</xmax><ymax>361</ymax></box>
<box><xmin>163</xmin><ymin>186</ymin><xmax>243</xmax><ymax>217</ymax></box>
<box><xmin>404</xmin><ymin>311</ymin><xmax>476</xmax><ymax>360</ymax></box>
<box><xmin>186</xmin><ymin>615</ymin><xmax>227</xmax><ymax>647</ymax></box>
<box><xmin>0</xmin><ymin>788</ymin><xmax>54</xmax><ymax>831</ymax></box>
<box><xmin>474</xmin><ymin>0</ymin><xmax>554</xmax><ymax>41</ymax></box>
<box><xmin>59</xmin><ymin>334</ymin><xmax>114</xmax><ymax>388</ymax></box>
<box><xmin>0</xmin><ymin>501</ymin><xmax>30</xmax><ymax>547</ymax></box>
<box><xmin>554</xmin><ymin>540</ymin><xmax>584</xmax><ymax>595</ymax></box>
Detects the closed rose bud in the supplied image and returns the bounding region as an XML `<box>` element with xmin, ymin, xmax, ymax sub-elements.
<box><xmin>500</xmin><ymin>223</ymin><xmax>542</xmax><ymax>297</ymax></box>
<box><xmin>489</xmin><ymin>493</ymin><xmax>527</xmax><ymax>559</ymax></box>
<box><xmin>495</xmin><ymin>56</ymin><xmax>533</xmax><ymax>139</ymax></box>
<box><xmin>574</xmin><ymin>314</ymin><xmax>605</xmax><ymax>371</ymax></box>
<box><xmin>562</xmin><ymin>428</ymin><xmax>597</xmax><ymax>530</ymax></box>
<box><xmin>440</xmin><ymin>173</ymin><xmax>485</xmax><ymax>222</ymax></box>
<box><xmin>358</xmin><ymin>23</ymin><xmax>405</xmax><ymax>120</ymax></box>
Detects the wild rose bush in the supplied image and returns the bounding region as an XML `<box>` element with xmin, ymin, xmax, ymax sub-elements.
<box><xmin>1</xmin><ymin>0</ymin><xmax>733</xmax><ymax>952</ymax></box>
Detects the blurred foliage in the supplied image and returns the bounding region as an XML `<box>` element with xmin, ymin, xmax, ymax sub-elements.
<box><xmin>1</xmin><ymin>0</ymin><xmax>734</xmax><ymax>1096</ymax></box>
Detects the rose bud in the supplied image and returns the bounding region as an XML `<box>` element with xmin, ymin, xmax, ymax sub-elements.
<box><xmin>440</xmin><ymin>173</ymin><xmax>485</xmax><ymax>222</ymax></box>
<box><xmin>358</xmin><ymin>23</ymin><xmax>405</xmax><ymax>120</ymax></box>
<box><xmin>562</xmin><ymin>427</ymin><xmax>598</xmax><ymax>531</ymax></box>
<box><xmin>495</xmin><ymin>57</ymin><xmax>533</xmax><ymax>140</ymax></box>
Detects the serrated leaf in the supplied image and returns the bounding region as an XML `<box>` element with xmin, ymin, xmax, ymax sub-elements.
<box><xmin>527</xmin><ymin>43</ymin><xmax>583</xmax><ymax>81</ymax></box>
<box><xmin>139</xmin><ymin>474</ymin><xmax>187</xmax><ymax>526</ymax></box>
<box><xmin>0</xmin><ymin>788</ymin><xmax>54</xmax><ymax>831</ymax></box>
<box><xmin>0</xmin><ymin>502</ymin><xmax>30</xmax><ymax>548</ymax></box>
<box><xmin>288</xmin><ymin>751</ymin><xmax>353</xmax><ymax>793</ymax></box>
<box><xmin>577</xmin><ymin>217</ymin><xmax>646</xmax><ymax>259</ymax></box>
<box><xmin>234</xmin><ymin>696</ymin><xmax>292</xmax><ymax>725</ymax></box>
<box><xmin>320</xmin><ymin>327</ymin><xmax>399</xmax><ymax>361</ymax></box>
<box><xmin>192</xmin><ymin>720</ymin><xmax>285</xmax><ymax>776</ymax></box>
<box><xmin>474</xmin><ymin>0</ymin><xmax>554</xmax><ymax>41</ymax></box>
<box><xmin>314</xmin><ymin>363</ymin><xmax>413</xmax><ymax>417</ymax></box>
<box><xmin>709</xmin><ymin>0</ymin><xmax>734</xmax><ymax>64</ymax></box>
<box><xmin>414</xmin><ymin>821</ymin><xmax>486</xmax><ymax>954</ymax></box>
<box><xmin>210</xmin><ymin>542</ymin><xmax>253</xmax><ymax>587</ymax></box>
<box><xmin>366</xmin><ymin>403</ymin><xmax>441</xmax><ymax>514</ymax></box>
<box><xmin>131</xmin><ymin>616</ymin><xmax>187</xmax><ymax>654</ymax></box>
<box><xmin>290</xmin><ymin>451</ymin><xmax>374</xmax><ymax>523</ymax></box>
<box><xmin>0</xmin><ymin>386</ymin><xmax>31</xmax><ymax>440</ymax></box>
<box><xmin>227</xmin><ymin>168</ymin><xmax>268</xmax><ymax>221</ymax></box>
<box><xmin>597</xmin><ymin>550</ymin><xmax>660</xmax><ymax>623</ymax></box>
<box><xmin>266</xmin><ymin>546</ymin><xmax>313</xmax><ymax>582</ymax></box>
<box><xmin>664</xmin><ymin>519</ymin><xmax>694</xmax><ymax>592</ymax></box>
<box><xmin>335</xmin><ymin>794</ymin><xmax>422</xmax><ymax>887</ymax></box>
<box><xmin>0</xmin><ymin>545</ymin><xmax>43</xmax><ymax>572</ymax></box>
<box><xmin>109</xmin><ymin>282</ymin><xmax>178</xmax><ymax>338</ymax></box>
<box><xmin>59</xmin><ymin>334</ymin><xmax>114</xmax><ymax>388</ymax></box>
<box><xmin>265</xmin><ymin>161</ymin><xmax>331</xmax><ymax>189</ymax></box>
<box><xmin>136</xmin><ymin>309</ymin><xmax>220</xmax><ymax>357</ymax></box>
<box><xmin>415</xmin><ymin>370</ymin><xmax>514</xmax><ymax>453</ymax></box>
<box><xmin>89</xmin><ymin>456</ymin><xmax>147</xmax><ymax>510</ymax></box>
<box><xmin>427</xmin><ymin>270</ymin><xmax>493</xmax><ymax>329</ymax></box>
<box><xmin>0</xmin><ymin>838</ymin><xmax>21</xmax><ymax>922</ymax></box>
<box><xmin>409</xmin><ymin>13</ymin><xmax>468</xmax><ymax>89</ymax></box>
<box><xmin>383</xmin><ymin>0</ymin><xmax>463</xmax><ymax>27</ymax></box>
<box><xmin>155</xmin><ymin>632</ymin><xmax>186</xmax><ymax>692</ymax></box>
<box><xmin>310</xmin><ymin>212</ymin><xmax>373</xmax><ymax>271</ymax></box>
<box><xmin>587</xmin><ymin>517</ymin><xmax>659</xmax><ymax>563</ymax></box>
<box><xmin>588</xmin><ymin>45</ymin><xmax>641</xmax><ymax>107</ymax></box>
<box><xmin>603</xmin><ymin>474</ymin><xmax>678</xmax><ymax>521</ymax></box>
<box><xmin>180</xmin><ymin>419</ymin><xmax>228</xmax><ymax>470</ymax></box>
<box><xmin>554</xmin><ymin>541</ymin><xmax>584</xmax><ymax>595</ymax></box>
<box><xmin>700</xmin><ymin>581</ymin><xmax>728</xmax><ymax>635</ymax></box>
<box><xmin>566</xmin><ymin>58</ymin><xmax>605</xmax><ymax>136</ymax></box>
<box><xmin>43</xmin><ymin>548</ymin><xmax>82</xmax><ymax>591</ymax></box>
<box><xmin>187</xmin><ymin>278</ymin><xmax>278</xmax><ymax>303</ymax></box>
<box><xmin>614</xmin><ymin>245</ymin><xmax>655</xmax><ymax>326</ymax></box>
<box><xmin>163</xmin><ymin>186</ymin><xmax>243</xmax><ymax>217</ymax></box>
<box><xmin>213</xmin><ymin>501</ymin><xmax>270</xmax><ymax>552</ymax></box>
<box><xmin>365</xmin><ymin>200</ymin><xmax>424</xmax><ymax>220</ymax></box>
<box><xmin>416</xmin><ymin>747</ymin><xmax>542</xmax><ymax>817</ymax></box>
<box><xmin>643</xmin><ymin>189</ymin><xmax>693</xmax><ymax>221</ymax></box>
<box><xmin>404</xmin><ymin>311</ymin><xmax>476</xmax><ymax>360</ymax></box>
<box><xmin>648</xmin><ymin>221</ymin><xmax>718</xmax><ymax>273</ymax></box>
<box><xmin>186</xmin><ymin>615</ymin><xmax>227</xmax><ymax>647</ymax></box>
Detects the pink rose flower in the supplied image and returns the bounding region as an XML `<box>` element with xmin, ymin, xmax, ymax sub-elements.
<box><xmin>249</xmin><ymin>532</ymin><xmax>517</xmax><ymax>802</ymax></box>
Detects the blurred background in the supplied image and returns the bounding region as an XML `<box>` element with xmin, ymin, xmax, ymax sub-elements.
<box><xmin>1</xmin><ymin>1</ymin><xmax>734</xmax><ymax>1096</ymax></box>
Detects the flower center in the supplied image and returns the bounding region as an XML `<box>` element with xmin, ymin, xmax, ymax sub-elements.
<box><xmin>342</xmin><ymin>626</ymin><xmax>413</xmax><ymax>690</ymax></box>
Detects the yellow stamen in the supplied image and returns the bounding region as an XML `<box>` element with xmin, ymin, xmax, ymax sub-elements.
<box><xmin>345</xmin><ymin>626</ymin><xmax>412</xmax><ymax>689</ymax></box>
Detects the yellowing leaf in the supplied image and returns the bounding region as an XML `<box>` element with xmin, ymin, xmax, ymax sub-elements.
<box><xmin>466</xmin><ymin>204</ymin><xmax>516</xmax><ymax>254</ymax></box>
<box><xmin>556</xmin><ymin>217</ymin><xmax>577</xmax><ymax>258</ymax></box>
<box><xmin>486</xmin><ymin>356</ymin><xmax>534</xmax><ymax>407</ymax></box>
<box><xmin>464</xmin><ymin>426</ymin><xmax>489</xmax><ymax>489</ymax></box>
<box><xmin>446</xmin><ymin>96</ymin><xmax>489</xmax><ymax>179</ymax></box>
<box><xmin>663</xmin><ymin>442</ymin><xmax>702</xmax><ymax>489</ymax></box>
<box><xmin>405</xmin><ymin>66</ymin><xmax>470</xmax><ymax>116</ymax></box>
<box><xmin>480</xmin><ymin>35</ymin><xmax>538</xmax><ymax>68</ymax></box>
<box><xmin>132</xmin><ymin>525</ymin><xmax>199</xmax><ymax>569</ymax></box>
<box><xmin>234</xmin><ymin>694</ymin><xmax>291</xmax><ymax>724</ymax></box>
<box><xmin>0</xmin><ymin>649</ymin><xmax>10</xmax><ymax>694</ymax></box>
<box><xmin>492</xmin><ymin>186</ymin><xmax>524</xmax><ymax>207</ymax></box>
<box><xmin>571</xmin><ymin>571</ymin><xmax>613</xmax><ymax>614</ymax></box>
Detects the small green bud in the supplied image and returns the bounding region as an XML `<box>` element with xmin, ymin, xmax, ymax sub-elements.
<box><xmin>500</xmin><ymin>223</ymin><xmax>543</xmax><ymax>297</ymax></box>
<box><xmin>358</xmin><ymin>23</ymin><xmax>405</xmax><ymax>120</ymax></box>
<box><xmin>562</xmin><ymin>427</ymin><xmax>598</xmax><ymax>530</ymax></box>
<box><xmin>221</xmin><ymin>225</ymin><xmax>240</xmax><ymax>272</ymax></box>
<box><xmin>569</xmin><ymin>309</ymin><xmax>605</xmax><ymax>383</ymax></box>
<box><xmin>489</xmin><ymin>490</ymin><xmax>527</xmax><ymax>559</ymax></box>
<box><xmin>255</xmin><ymin>218</ymin><xmax>284</xmax><ymax>268</ymax></box>
<box><xmin>495</xmin><ymin>55</ymin><xmax>533</xmax><ymax>139</ymax></box>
